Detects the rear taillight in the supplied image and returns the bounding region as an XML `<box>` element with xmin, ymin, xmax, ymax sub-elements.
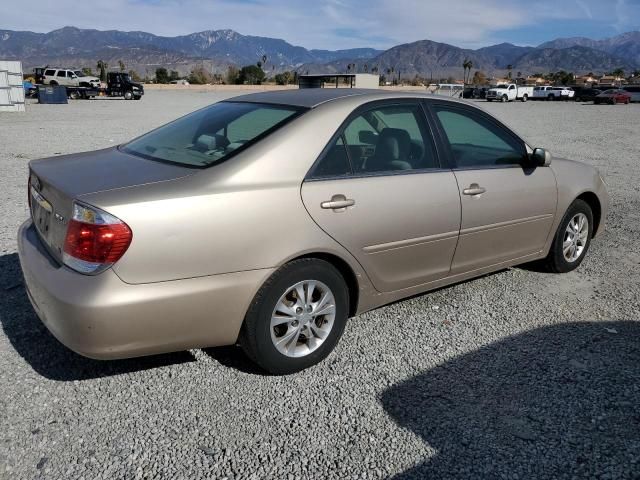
<box><xmin>63</xmin><ymin>202</ymin><xmax>132</xmax><ymax>275</ymax></box>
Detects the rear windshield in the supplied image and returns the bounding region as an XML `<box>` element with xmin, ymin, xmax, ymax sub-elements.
<box><xmin>123</xmin><ymin>102</ymin><xmax>304</xmax><ymax>167</ymax></box>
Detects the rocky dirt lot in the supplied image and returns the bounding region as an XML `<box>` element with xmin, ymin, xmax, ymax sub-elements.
<box><xmin>1</xmin><ymin>91</ymin><xmax>639</xmax><ymax>479</ymax></box>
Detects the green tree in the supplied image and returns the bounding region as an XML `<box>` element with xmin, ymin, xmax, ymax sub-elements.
<box><xmin>274</xmin><ymin>71</ymin><xmax>294</xmax><ymax>85</ymax></box>
<box><xmin>188</xmin><ymin>67</ymin><xmax>212</xmax><ymax>85</ymax></box>
<box><xmin>128</xmin><ymin>70</ymin><xmax>142</xmax><ymax>82</ymax></box>
<box><xmin>472</xmin><ymin>70</ymin><xmax>487</xmax><ymax>85</ymax></box>
<box><xmin>238</xmin><ymin>65</ymin><xmax>266</xmax><ymax>85</ymax></box>
<box><xmin>506</xmin><ymin>64</ymin><xmax>513</xmax><ymax>80</ymax></box>
<box><xmin>611</xmin><ymin>68</ymin><xmax>625</xmax><ymax>78</ymax></box>
<box><xmin>155</xmin><ymin>67</ymin><xmax>169</xmax><ymax>84</ymax></box>
<box><xmin>118</xmin><ymin>60</ymin><xmax>126</xmax><ymax>72</ymax></box>
<box><xmin>81</xmin><ymin>67</ymin><xmax>94</xmax><ymax>76</ymax></box>
<box><xmin>169</xmin><ymin>70</ymin><xmax>180</xmax><ymax>82</ymax></box>
<box><xmin>226</xmin><ymin>66</ymin><xmax>239</xmax><ymax>84</ymax></box>
<box><xmin>96</xmin><ymin>60</ymin><xmax>108</xmax><ymax>82</ymax></box>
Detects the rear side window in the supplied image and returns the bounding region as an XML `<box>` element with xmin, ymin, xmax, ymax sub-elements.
<box><xmin>433</xmin><ymin>105</ymin><xmax>525</xmax><ymax>169</ymax></box>
<box><xmin>312</xmin><ymin>136</ymin><xmax>352</xmax><ymax>178</ymax></box>
<box><xmin>44</xmin><ymin>69</ymin><xmax>55</xmax><ymax>76</ymax></box>
<box><xmin>310</xmin><ymin>103</ymin><xmax>439</xmax><ymax>179</ymax></box>
<box><xmin>56</xmin><ymin>70</ymin><xmax>66</xmax><ymax>77</ymax></box>
<box><xmin>123</xmin><ymin>102</ymin><xmax>304</xmax><ymax>168</ymax></box>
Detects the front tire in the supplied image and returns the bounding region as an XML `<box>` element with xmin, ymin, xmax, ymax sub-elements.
<box><xmin>541</xmin><ymin>199</ymin><xmax>593</xmax><ymax>273</ymax></box>
<box><xmin>240</xmin><ymin>259</ymin><xmax>349</xmax><ymax>374</ymax></box>
<box><xmin>124</xmin><ymin>90</ymin><xmax>133</xmax><ymax>100</ymax></box>
<box><xmin>501</xmin><ymin>95</ymin><xmax>508</xmax><ymax>103</ymax></box>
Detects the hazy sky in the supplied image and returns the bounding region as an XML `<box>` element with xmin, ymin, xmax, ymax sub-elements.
<box><xmin>3</xmin><ymin>0</ymin><xmax>640</xmax><ymax>49</ymax></box>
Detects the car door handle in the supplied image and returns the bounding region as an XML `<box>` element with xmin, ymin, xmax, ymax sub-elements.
<box><xmin>462</xmin><ymin>184</ymin><xmax>486</xmax><ymax>196</ymax></box>
<box><xmin>321</xmin><ymin>195</ymin><xmax>355</xmax><ymax>210</ymax></box>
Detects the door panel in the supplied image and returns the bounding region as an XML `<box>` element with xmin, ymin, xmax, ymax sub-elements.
<box><xmin>301</xmin><ymin>172</ymin><xmax>461</xmax><ymax>292</ymax></box>
<box><xmin>451</xmin><ymin>167</ymin><xmax>557</xmax><ymax>273</ymax></box>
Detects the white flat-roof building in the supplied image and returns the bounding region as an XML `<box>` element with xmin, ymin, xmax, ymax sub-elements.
<box><xmin>298</xmin><ymin>73</ymin><xmax>380</xmax><ymax>89</ymax></box>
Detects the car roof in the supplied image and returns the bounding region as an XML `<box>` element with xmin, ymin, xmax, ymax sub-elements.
<box><xmin>228</xmin><ymin>88</ymin><xmax>451</xmax><ymax>109</ymax></box>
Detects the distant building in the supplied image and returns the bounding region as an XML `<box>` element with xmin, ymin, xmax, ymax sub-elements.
<box><xmin>598</xmin><ymin>75</ymin><xmax>624</xmax><ymax>87</ymax></box>
<box><xmin>298</xmin><ymin>73</ymin><xmax>380</xmax><ymax>89</ymax></box>
<box><xmin>574</xmin><ymin>75</ymin><xmax>597</xmax><ymax>86</ymax></box>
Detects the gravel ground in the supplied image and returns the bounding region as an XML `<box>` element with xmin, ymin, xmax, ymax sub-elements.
<box><xmin>0</xmin><ymin>91</ymin><xmax>639</xmax><ymax>479</ymax></box>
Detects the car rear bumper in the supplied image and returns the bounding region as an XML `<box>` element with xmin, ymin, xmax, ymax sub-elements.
<box><xmin>17</xmin><ymin>220</ymin><xmax>272</xmax><ymax>360</ymax></box>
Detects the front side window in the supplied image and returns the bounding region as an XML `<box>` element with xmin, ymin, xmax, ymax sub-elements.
<box><xmin>123</xmin><ymin>102</ymin><xmax>303</xmax><ymax>167</ymax></box>
<box><xmin>341</xmin><ymin>104</ymin><xmax>438</xmax><ymax>174</ymax></box>
<box><xmin>434</xmin><ymin>106</ymin><xmax>525</xmax><ymax>169</ymax></box>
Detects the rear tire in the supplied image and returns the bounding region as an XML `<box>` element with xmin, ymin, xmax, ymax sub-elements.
<box><xmin>49</xmin><ymin>80</ymin><xmax>58</xmax><ymax>86</ymax></box>
<box><xmin>548</xmin><ymin>94</ymin><xmax>554</xmax><ymax>101</ymax></box>
<box><xmin>540</xmin><ymin>199</ymin><xmax>593</xmax><ymax>273</ymax></box>
<box><xmin>240</xmin><ymin>259</ymin><xmax>349</xmax><ymax>374</ymax></box>
<box><xmin>521</xmin><ymin>94</ymin><xmax>528</xmax><ymax>102</ymax></box>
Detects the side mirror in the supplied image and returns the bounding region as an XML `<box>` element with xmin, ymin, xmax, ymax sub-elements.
<box><xmin>531</xmin><ymin>147</ymin><xmax>552</xmax><ymax>166</ymax></box>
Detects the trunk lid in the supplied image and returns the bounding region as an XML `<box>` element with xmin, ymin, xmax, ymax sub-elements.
<box><xmin>28</xmin><ymin>146</ymin><xmax>195</xmax><ymax>263</ymax></box>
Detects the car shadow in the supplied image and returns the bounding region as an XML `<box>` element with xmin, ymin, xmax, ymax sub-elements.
<box><xmin>380</xmin><ymin>321</ymin><xmax>640</xmax><ymax>479</ymax></box>
<box><xmin>0</xmin><ymin>252</ymin><xmax>195</xmax><ymax>381</ymax></box>
<box><xmin>203</xmin><ymin>345</ymin><xmax>266</xmax><ymax>375</ymax></box>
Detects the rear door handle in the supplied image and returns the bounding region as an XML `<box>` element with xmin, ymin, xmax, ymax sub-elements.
<box><xmin>462</xmin><ymin>183</ymin><xmax>486</xmax><ymax>196</ymax></box>
<box><xmin>321</xmin><ymin>194</ymin><xmax>355</xmax><ymax>210</ymax></box>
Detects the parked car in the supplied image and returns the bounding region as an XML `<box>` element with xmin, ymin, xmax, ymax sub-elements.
<box><xmin>549</xmin><ymin>86</ymin><xmax>575</xmax><ymax>100</ymax></box>
<box><xmin>594</xmin><ymin>89</ymin><xmax>632</xmax><ymax>104</ymax></box>
<box><xmin>461</xmin><ymin>87</ymin><xmax>488</xmax><ymax>99</ymax></box>
<box><xmin>572</xmin><ymin>87</ymin><xmax>602</xmax><ymax>102</ymax></box>
<box><xmin>532</xmin><ymin>86</ymin><xmax>552</xmax><ymax>100</ymax></box>
<box><xmin>18</xmin><ymin>90</ymin><xmax>609</xmax><ymax>374</ymax></box>
<box><xmin>622</xmin><ymin>85</ymin><xmax>640</xmax><ymax>103</ymax></box>
<box><xmin>41</xmin><ymin>68</ymin><xmax>100</xmax><ymax>88</ymax></box>
<box><xmin>486</xmin><ymin>83</ymin><xmax>534</xmax><ymax>102</ymax></box>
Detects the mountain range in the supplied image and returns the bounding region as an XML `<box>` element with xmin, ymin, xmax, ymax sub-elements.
<box><xmin>1</xmin><ymin>26</ymin><xmax>638</xmax><ymax>79</ymax></box>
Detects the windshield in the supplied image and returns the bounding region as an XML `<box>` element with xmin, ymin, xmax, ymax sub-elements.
<box><xmin>73</xmin><ymin>71</ymin><xmax>84</xmax><ymax>77</ymax></box>
<box><xmin>123</xmin><ymin>102</ymin><xmax>304</xmax><ymax>167</ymax></box>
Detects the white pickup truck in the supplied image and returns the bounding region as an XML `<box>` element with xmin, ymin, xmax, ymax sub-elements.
<box><xmin>532</xmin><ymin>86</ymin><xmax>575</xmax><ymax>101</ymax></box>
<box><xmin>486</xmin><ymin>83</ymin><xmax>534</xmax><ymax>102</ymax></box>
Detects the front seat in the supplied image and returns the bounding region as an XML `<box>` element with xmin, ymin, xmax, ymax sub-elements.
<box><xmin>367</xmin><ymin>128</ymin><xmax>413</xmax><ymax>172</ymax></box>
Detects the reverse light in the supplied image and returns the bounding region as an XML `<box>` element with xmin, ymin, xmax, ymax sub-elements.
<box><xmin>63</xmin><ymin>202</ymin><xmax>132</xmax><ymax>275</ymax></box>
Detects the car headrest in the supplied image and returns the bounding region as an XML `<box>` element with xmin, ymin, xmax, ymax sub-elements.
<box><xmin>376</xmin><ymin>128</ymin><xmax>411</xmax><ymax>161</ymax></box>
<box><xmin>195</xmin><ymin>134</ymin><xmax>228</xmax><ymax>151</ymax></box>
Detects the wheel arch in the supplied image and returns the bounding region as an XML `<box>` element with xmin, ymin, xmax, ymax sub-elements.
<box><xmin>576</xmin><ymin>191</ymin><xmax>602</xmax><ymax>237</ymax></box>
<box><xmin>290</xmin><ymin>252</ymin><xmax>360</xmax><ymax>318</ymax></box>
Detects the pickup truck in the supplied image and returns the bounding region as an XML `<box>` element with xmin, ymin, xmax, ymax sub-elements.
<box><xmin>485</xmin><ymin>84</ymin><xmax>534</xmax><ymax>102</ymax></box>
<box><xmin>532</xmin><ymin>86</ymin><xmax>575</xmax><ymax>100</ymax></box>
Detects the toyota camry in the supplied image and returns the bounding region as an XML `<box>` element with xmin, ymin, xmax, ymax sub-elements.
<box><xmin>18</xmin><ymin>89</ymin><xmax>609</xmax><ymax>374</ymax></box>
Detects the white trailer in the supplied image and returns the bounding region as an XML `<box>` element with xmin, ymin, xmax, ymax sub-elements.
<box><xmin>0</xmin><ymin>60</ymin><xmax>25</xmax><ymax>112</ymax></box>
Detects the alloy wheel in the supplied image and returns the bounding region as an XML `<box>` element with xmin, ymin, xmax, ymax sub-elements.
<box><xmin>270</xmin><ymin>280</ymin><xmax>336</xmax><ymax>358</ymax></box>
<box><xmin>563</xmin><ymin>213</ymin><xmax>589</xmax><ymax>263</ymax></box>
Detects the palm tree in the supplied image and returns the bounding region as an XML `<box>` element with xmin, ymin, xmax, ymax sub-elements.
<box><xmin>507</xmin><ymin>64</ymin><xmax>513</xmax><ymax>80</ymax></box>
<box><xmin>462</xmin><ymin>59</ymin><xmax>473</xmax><ymax>85</ymax></box>
<box><xmin>96</xmin><ymin>60</ymin><xmax>108</xmax><ymax>82</ymax></box>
